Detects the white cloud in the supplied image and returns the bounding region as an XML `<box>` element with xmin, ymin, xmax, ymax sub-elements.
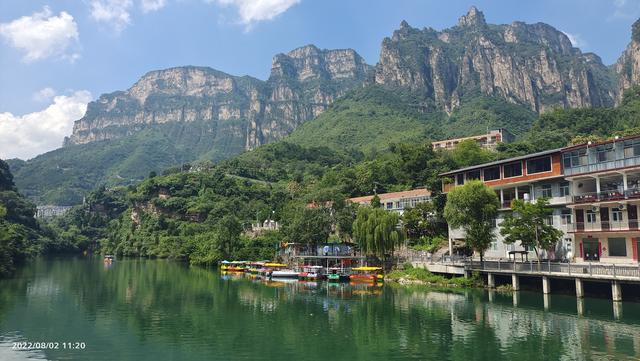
<box><xmin>563</xmin><ymin>31</ymin><xmax>588</xmax><ymax>49</ymax></box>
<box><xmin>212</xmin><ymin>0</ymin><xmax>300</xmax><ymax>28</ymax></box>
<box><xmin>33</xmin><ymin>87</ymin><xmax>57</xmax><ymax>103</ymax></box>
<box><xmin>611</xmin><ymin>0</ymin><xmax>640</xmax><ymax>20</ymax></box>
<box><xmin>0</xmin><ymin>90</ymin><xmax>92</xmax><ymax>160</ymax></box>
<box><xmin>141</xmin><ymin>0</ymin><xmax>167</xmax><ymax>13</ymax></box>
<box><xmin>0</xmin><ymin>7</ymin><xmax>79</xmax><ymax>62</ymax></box>
<box><xmin>90</xmin><ymin>0</ymin><xmax>134</xmax><ymax>32</ymax></box>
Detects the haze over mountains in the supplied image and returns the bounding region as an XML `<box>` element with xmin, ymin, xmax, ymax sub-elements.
<box><xmin>7</xmin><ymin>7</ymin><xmax>640</xmax><ymax>205</ymax></box>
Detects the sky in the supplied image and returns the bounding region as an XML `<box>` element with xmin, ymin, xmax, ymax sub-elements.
<box><xmin>0</xmin><ymin>0</ymin><xmax>639</xmax><ymax>160</ymax></box>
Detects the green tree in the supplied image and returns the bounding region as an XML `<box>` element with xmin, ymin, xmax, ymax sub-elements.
<box><xmin>402</xmin><ymin>201</ymin><xmax>446</xmax><ymax>245</ymax></box>
<box><xmin>370</xmin><ymin>194</ymin><xmax>382</xmax><ymax>208</ymax></box>
<box><xmin>444</xmin><ymin>180</ymin><xmax>499</xmax><ymax>262</ymax></box>
<box><xmin>353</xmin><ymin>207</ymin><xmax>405</xmax><ymax>264</ymax></box>
<box><xmin>450</xmin><ymin>139</ymin><xmax>495</xmax><ymax>167</ymax></box>
<box><xmin>500</xmin><ymin>198</ymin><xmax>563</xmax><ymax>264</ymax></box>
<box><xmin>284</xmin><ymin>207</ymin><xmax>332</xmax><ymax>247</ymax></box>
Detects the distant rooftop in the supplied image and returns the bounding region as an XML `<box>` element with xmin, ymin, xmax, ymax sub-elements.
<box><xmin>348</xmin><ymin>188</ymin><xmax>431</xmax><ymax>203</ymax></box>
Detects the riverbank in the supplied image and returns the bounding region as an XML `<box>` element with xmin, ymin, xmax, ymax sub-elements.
<box><xmin>386</xmin><ymin>265</ymin><xmax>483</xmax><ymax>288</ymax></box>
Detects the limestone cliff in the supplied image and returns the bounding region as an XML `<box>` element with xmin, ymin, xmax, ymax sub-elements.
<box><xmin>374</xmin><ymin>6</ymin><xmax>614</xmax><ymax>113</ymax></box>
<box><xmin>65</xmin><ymin>45</ymin><xmax>372</xmax><ymax>149</ymax></box>
<box><xmin>615</xmin><ymin>19</ymin><xmax>640</xmax><ymax>103</ymax></box>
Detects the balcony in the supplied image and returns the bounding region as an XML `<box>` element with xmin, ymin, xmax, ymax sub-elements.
<box><xmin>569</xmin><ymin>220</ymin><xmax>637</xmax><ymax>233</ymax></box>
<box><xmin>573</xmin><ymin>188</ymin><xmax>640</xmax><ymax>203</ymax></box>
<box><xmin>564</xmin><ymin>155</ymin><xmax>640</xmax><ymax>176</ymax></box>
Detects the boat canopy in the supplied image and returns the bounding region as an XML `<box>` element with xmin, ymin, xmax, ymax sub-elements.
<box><xmin>264</xmin><ymin>263</ymin><xmax>288</xmax><ymax>267</ymax></box>
<box><xmin>352</xmin><ymin>266</ymin><xmax>382</xmax><ymax>271</ymax></box>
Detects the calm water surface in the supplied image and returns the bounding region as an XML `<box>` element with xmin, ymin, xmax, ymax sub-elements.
<box><xmin>1</xmin><ymin>257</ymin><xmax>640</xmax><ymax>361</ymax></box>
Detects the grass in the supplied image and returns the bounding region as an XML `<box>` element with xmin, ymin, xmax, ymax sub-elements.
<box><xmin>386</xmin><ymin>265</ymin><xmax>482</xmax><ymax>288</ymax></box>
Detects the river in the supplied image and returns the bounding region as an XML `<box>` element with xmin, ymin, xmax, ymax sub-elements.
<box><xmin>0</xmin><ymin>257</ymin><xmax>639</xmax><ymax>360</ymax></box>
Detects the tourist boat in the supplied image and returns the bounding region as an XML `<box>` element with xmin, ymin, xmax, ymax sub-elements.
<box><xmin>247</xmin><ymin>261</ymin><xmax>267</xmax><ymax>274</ymax></box>
<box><xmin>326</xmin><ymin>267</ymin><xmax>342</xmax><ymax>282</ymax></box>
<box><xmin>103</xmin><ymin>255</ymin><xmax>114</xmax><ymax>263</ymax></box>
<box><xmin>263</xmin><ymin>263</ymin><xmax>298</xmax><ymax>278</ymax></box>
<box><xmin>298</xmin><ymin>265</ymin><xmax>325</xmax><ymax>280</ymax></box>
<box><xmin>349</xmin><ymin>266</ymin><xmax>384</xmax><ymax>283</ymax></box>
<box><xmin>220</xmin><ymin>261</ymin><xmax>246</xmax><ymax>272</ymax></box>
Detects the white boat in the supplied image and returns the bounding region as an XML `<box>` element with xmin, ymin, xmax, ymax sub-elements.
<box><xmin>298</xmin><ymin>265</ymin><xmax>325</xmax><ymax>280</ymax></box>
<box><xmin>263</xmin><ymin>263</ymin><xmax>299</xmax><ymax>278</ymax></box>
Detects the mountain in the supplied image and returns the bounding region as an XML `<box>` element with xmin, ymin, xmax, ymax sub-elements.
<box><xmin>9</xmin><ymin>7</ymin><xmax>640</xmax><ymax>206</ymax></box>
<box><xmin>65</xmin><ymin>45</ymin><xmax>372</xmax><ymax>149</ymax></box>
<box><xmin>615</xmin><ymin>19</ymin><xmax>640</xmax><ymax>103</ymax></box>
<box><xmin>374</xmin><ymin>7</ymin><xmax>614</xmax><ymax>113</ymax></box>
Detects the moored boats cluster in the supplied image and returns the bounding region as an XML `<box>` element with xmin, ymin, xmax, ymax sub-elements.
<box><xmin>220</xmin><ymin>260</ymin><xmax>384</xmax><ymax>283</ymax></box>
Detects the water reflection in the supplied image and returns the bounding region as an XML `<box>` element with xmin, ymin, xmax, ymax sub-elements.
<box><xmin>0</xmin><ymin>258</ymin><xmax>638</xmax><ymax>361</ymax></box>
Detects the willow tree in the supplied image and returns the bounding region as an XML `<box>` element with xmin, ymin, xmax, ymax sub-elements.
<box><xmin>352</xmin><ymin>207</ymin><xmax>405</xmax><ymax>264</ymax></box>
<box><xmin>444</xmin><ymin>180</ymin><xmax>499</xmax><ymax>262</ymax></box>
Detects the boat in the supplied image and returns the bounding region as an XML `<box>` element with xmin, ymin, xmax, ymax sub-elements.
<box><xmin>298</xmin><ymin>265</ymin><xmax>325</xmax><ymax>280</ymax></box>
<box><xmin>263</xmin><ymin>263</ymin><xmax>298</xmax><ymax>278</ymax></box>
<box><xmin>326</xmin><ymin>267</ymin><xmax>342</xmax><ymax>282</ymax></box>
<box><xmin>246</xmin><ymin>261</ymin><xmax>267</xmax><ymax>274</ymax></box>
<box><xmin>349</xmin><ymin>266</ymin><xmax>384</xmax><ymax>283</ymax></box>
<box><xmin>103</xmin><ymin>255</ymin><xmax>114</xmax><ymax>263</ymax></box>
<box><xmin>220</xmin><ymin>260</ymin><xmax>246</xmax><ymax>272</ymax></box>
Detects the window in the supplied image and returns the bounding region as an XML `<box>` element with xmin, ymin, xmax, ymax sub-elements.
<box><xmin>386</xmin><ymin>202</ymin><xmax>393</xmax><ymax>210</ymax></box>
<box><xmin>466</xmin><ymin>170</ymin><xmax>481</xmax><ymax>180</ymax></box>
<box><xmin>503</xmin><ymin>162</ymin><xmax>522</xmax><ymax>178</ymax></box>
<box><xmin>540</xmin><ymin>184</ymin><xmax>553</xmax><ymax>198</ymax></box>
<box><xmin>527</xmin><ymin>157</ymin><xmax>552</xmax><ymax>174</ymax></box>
<box><xmin>456</xmin><ymin>173</ymin><xmax>464</xmax><ymax>185</ymax></box>
<box><xmin>596</xmin><ymin>144</ymin><xmax>614</xmax><ymax>163</ymax></box>
<box><xmin>624</xmin><ymin>139</ymin><xmax>640</xmax><ymax>158</ymax></box>
<box><xmin>612</xmin><ymin>208</ymin><xmax>623</xmax><ymax>222</ymax></box>
<box><xmin>545</xmin><ymin>215</ymin><xmax>554</xmax><ymax>226</ymax></box>
<box><xmin>608</xmin><ymin>238</ymin><xmax>627</xmax><ymax>257</ymax></box>
<box><xmin>561</xmin><ymin>209</ymin><xmax>572</xmax><ymax>225</ymax></box>
<box><xmin>483</xmin><ymin>166</ymin><xmax>500</xmax><ymax>181</ymax></box>
<box><xmin>586</xmin><ymin>210</ymin><xmax>597</xmax><ymax>224</ymax></box>
<box><xmin>559</xmin><ymin>182</ymin><xmax>570</xmax><ymax>197</ymax></box>
<box><xmin>563</xmin><ymin>149</ymin><xmax>588</xmax><ymax>169</ymax></box>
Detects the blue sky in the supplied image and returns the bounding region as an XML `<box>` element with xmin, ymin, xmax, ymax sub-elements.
<box><xmin>0</xmin><ymin>0</ymin><xmax>639</xmax><ymax>160</ymax></box>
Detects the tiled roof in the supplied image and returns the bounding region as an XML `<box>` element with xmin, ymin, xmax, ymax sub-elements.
<box><xmin>348</xmin><ymin>188</ymin><xmax>431</xmax><ymax>203</ymax></box>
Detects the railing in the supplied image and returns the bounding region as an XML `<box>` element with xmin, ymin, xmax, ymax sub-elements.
<box><xmin>466</xmin><ymin>260</ymin><xmax>640</xmax><ymax>279</ymax></box>
<box><xmin>568</xmin><ymin>221</ymin><xmax>632</xmax><ymax>232</ymax></box>
<box><xmin>407</xmin><ymin>253</ymin><xmax>471</xmax><ymax>264</ymax></box>
<box><xmin>564</xmin><ymin>156</ymin><xmax>640</xmax><ymax>176</ymax></box>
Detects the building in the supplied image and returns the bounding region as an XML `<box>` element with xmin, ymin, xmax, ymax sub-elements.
<box><xmin>431</xmin><ymin>128</ymin><xmax>514</xmax><ymax>151</ymax></box>
<box><xmin>440</xmin><ymin>134</ymin><xmax>640</xmax><ymax>264</ymax></box>
<box><xmin>562</xmin><ymin>136</ymin><xmax>640</xmax><ymax>264</ymax></box>
<box><xmin>35</xmin><ymin>205</ymin><xmax>73</xmax><ymax>219</ymax></box>
<box><xmin>440</xmin><ymin>148</ymin><xmax>573</xmax><ymax>261</ymax></box>
<box><xmin>348</xmin><ymin>188</ymin><xmax>431</xmax><ymax>215</ymax></box>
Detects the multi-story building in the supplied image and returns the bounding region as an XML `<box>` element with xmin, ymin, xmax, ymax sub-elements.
<box><xmin>431</xmin><ymin>128</ymin><xmax>514</xmax><ymax>151</ymax></box>
<box><xmin>440</xmin><ymin>135</ymin><xmax>640</xmax><ymax>264</ymax></box>
<box><xmin>562</xmin><ymin>136</ymin><xmax>640</xmax><ymax>264</ymax></box>
<box><xmin>440</xmin><ymin>148</ymin><xmax>574</xmax><ymax>261</ymax></box>
<box><xmin>348</xmin><ymin>188</ymin><xmax>431</xmax><ymax>215</ymax></box>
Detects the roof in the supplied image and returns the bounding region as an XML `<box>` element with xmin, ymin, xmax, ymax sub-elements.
<box><xmin>562</xmin><ymin>133</ymin><xmax>640</xmax><ymax>152</ymax></box>
<box><xmin>439</xmin><ymin>148</ymin><xmax>562</xmax><ymax>176</ymax></box>
<box><xmin>348</xmin><ymin>188</ymin><xmax>431</xmax><ymax>203</ymax></box>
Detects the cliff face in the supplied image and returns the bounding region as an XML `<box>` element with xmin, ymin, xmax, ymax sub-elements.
<box><xmin>65</xmin><ymin>45</ymin><xmax>372</xmax><ymax>149</ymax></box>
<box><xmin>374</xmin><ymin>7</ymin><xmax>614</xmax><ymax>113</ymax></box>
<box><xmin>615</xmin><ymin>20</ymin><xmax>640</xmax><ymax>103</ymax></box>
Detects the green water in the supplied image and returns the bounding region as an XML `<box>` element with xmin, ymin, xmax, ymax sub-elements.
<box><xmin>1</xmin><ymin>258</ymin><xmax>640</xmax><ymax>361</ymax></box>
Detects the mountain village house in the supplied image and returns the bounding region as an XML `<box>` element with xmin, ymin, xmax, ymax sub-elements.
<box><xmin>348</xmin><ymin>188</ymin><xmax>432</xmax><ymax>215</ymax></box>
<box><xmin>431</xmin><ymin>128</ymin><xmax>514</xmax><ymax>151</ymax></box>
<box><xmin>441</xmin><ymin>135</ymin><xmax>640</xmax><ymax>265</ymax></box>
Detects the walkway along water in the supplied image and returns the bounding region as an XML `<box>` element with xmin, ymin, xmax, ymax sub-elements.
<box><xmin>409</xmin><ymin>255</ymin><xmax>640</xmax><ymax>304</ymax></box>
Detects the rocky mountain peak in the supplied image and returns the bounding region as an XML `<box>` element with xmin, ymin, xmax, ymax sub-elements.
<box><xmin>458</xmin><ymin>6</ymin><xmax>486</xmax><ymax>27</ymax></box>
